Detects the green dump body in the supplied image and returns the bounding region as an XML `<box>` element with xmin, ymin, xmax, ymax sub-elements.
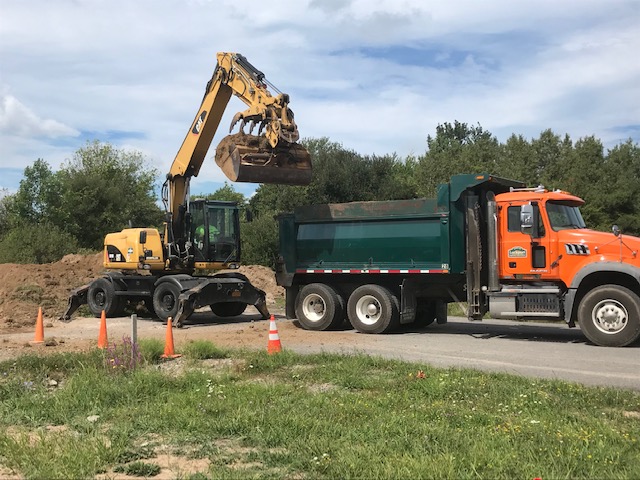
<box><xmin>277</xmin><ymin>174</ymin><xmax>524</xmax><ymax>284</ymax></box>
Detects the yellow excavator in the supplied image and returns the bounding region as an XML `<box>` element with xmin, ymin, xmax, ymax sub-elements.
<box><xmin>62</xmin><ymin>52</ymin><xmax>312</xmax><ymax>326</ymax></box>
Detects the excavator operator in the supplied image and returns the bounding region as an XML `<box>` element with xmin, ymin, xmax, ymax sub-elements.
<box><xmin>194</xmin><ymin>223</ymin><xmax>219</xmax><ymax>249</ymax></box>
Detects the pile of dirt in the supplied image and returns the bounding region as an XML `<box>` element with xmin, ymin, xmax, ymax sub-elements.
<box><xmin>237</xmin><ymin>265</ymin><xmax>284</xmax><ymax>305</ymax></box>
<box><xmin>0</xmin><ymin>254</ymin><xmax>284</xmax><ymax>332</ymax></box>
<box><xmin>0</xmin><ymin>253</ymin><xmax>105</xmax><ymax>331</ymax></box>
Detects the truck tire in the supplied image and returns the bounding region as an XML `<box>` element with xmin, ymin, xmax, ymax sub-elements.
<box><xmin>414</xmin><ymin>302</ymin><xmax>436</xmax><ymax>326</ymax></box>
<box><xmin>152</xmin><ymin>282</ymin><xmax>181</xmax><ymax>323</ymax></box>
<box><xmin>87</xmin><ymin>278</ymin><xmax>123</xmax><ymax>317</ymax></box>
<box><xmin>347</xmin><ymin>285</ymin><xmax>399</xmax><ymax>334</ymax></box>
<box><xmin>577</xmin><ymin>284</ymin><xmax>640</xmax><ymax>347</ymax></box>
<box><xmin>435</xmin><ymin>301</ymin><xmax>448</xmax><ymax>324</ymax></box>
<box><xmin>210</xmin><ymin>302</ymin><xmax>247</xmax><ymax>317</ymax></box>
<box><xmin>295</xmin><ymin>283</ymin><xmax>345</xmax><ymax>331</ymax></box>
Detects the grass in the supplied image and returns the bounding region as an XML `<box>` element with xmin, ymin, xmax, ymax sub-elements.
<box><xmin>0</xmin><ymin>341</ymin><xmax>638</xmax><ymax>479</ymax></box>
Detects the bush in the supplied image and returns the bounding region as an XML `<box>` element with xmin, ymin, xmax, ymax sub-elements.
<box><xmin>0</xmin><ymin>222</ymin><xmax>78</xmax><ymax>264</ymax></box>
<box><xmin>240</xmin><ymin>213</ymin><xmax>279</xmax><ymax>267</ymax></box>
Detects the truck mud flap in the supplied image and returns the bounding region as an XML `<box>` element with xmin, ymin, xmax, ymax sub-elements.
<box><xmin>174</xmin><ymin>277</ymin><xmax>270</xmax><ymax>326</ymax></box>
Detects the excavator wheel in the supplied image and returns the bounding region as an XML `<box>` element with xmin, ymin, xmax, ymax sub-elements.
<box><xmin>215</xmin><ymin>133</ymin><xmax>312</xmax><ymax>186</ymax></box>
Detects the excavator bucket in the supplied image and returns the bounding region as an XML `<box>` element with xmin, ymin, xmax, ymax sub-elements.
<box><xmin>215</xmin><ymin>133</ymin><xmax>312</xmax><ymax>186</ymax></box>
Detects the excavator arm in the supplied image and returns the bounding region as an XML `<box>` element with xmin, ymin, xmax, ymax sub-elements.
<box><xmin>166</xmin><ymin>52</ymin><xmax>312</xmax><ymax>220</ymax></box>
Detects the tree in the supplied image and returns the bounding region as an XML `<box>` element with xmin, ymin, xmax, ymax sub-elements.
<box><xmin>7</xmin><ymin>159</ymin><xmax>63</xmax><ymax>227</ymax></box>
<box><xmin>193</xmin><ymin>182</ymin><xmax>246</xmax><ymax>205</ymax></box>
<box><xmin>55</xmin><ymin>141</ymin><xmax>163</xmax><ymax>248</ymax></box>
<box><xmin>416</xmin><ymin>121</ymin><xmax>501</xmax><ymax>197</ymax></box>
<box><xmin>4</xmin><ymin>141</ymin><xmax>163</xmax><ymax>257</ymax></box>
<box><xmin>592</xmin><ymin>140</ymin><xmax>640</xmax><ymax>235</ymax></box>
<box><xmin>241</xmin><ymin>213</ymin><xmax>279</xmax><ymax>267</ymax></box>
<box><xmin>0</xmin><ymin>189</ymin><xmax>10</xmax><ymax>240</ymax></box>
<box><xmin>498</xmin><ymin>134</ymin><xmax>535</xmax><ymax>183</ymax></box>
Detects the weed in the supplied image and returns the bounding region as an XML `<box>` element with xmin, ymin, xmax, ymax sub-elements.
<box><xmin>138</xmin><ymin>338</ymin><xmax>165</xmax><ymax>364</ymax></box>
<box><xmin>103</xmin><ymin>336</ymin><xmax>142</xmax><ymax>373</ymax></box>
<box><xmin>183</xmin><ymin>340</ymin><xmax>229</xmax><ymax>360</ymax></box>
<box><xmin>114</xmin><ymin>461</ymin><xmax>161</xmax><ymax>476</ymax></box>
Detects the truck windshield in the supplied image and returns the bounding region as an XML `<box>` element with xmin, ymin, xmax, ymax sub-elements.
<box><xmin>546</xmin><ymin>201</ymin><xmax>586</xmax><ymax>231</ymax></box>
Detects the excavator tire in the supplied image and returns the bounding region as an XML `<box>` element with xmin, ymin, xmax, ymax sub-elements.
<box><xmin>87</xmin><ymin>277</ymin><xmax>124</xmax><ymax>317</ymax></box>
<box><xmin>210</xmin><ymin>302</ymin><xmax>247</xmax><ymax>317</ymax></box>
<box><xmin>215</xmin><ymin>133</ymin><xmax>312</xmax><ymax>186</ymax></box>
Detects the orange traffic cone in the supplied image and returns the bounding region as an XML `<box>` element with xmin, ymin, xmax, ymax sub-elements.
<box><xmin>161</xmin><ymin>317</ymin><xmax>181</xmax><ymax>359</ymax></box>
<box><xmin>267</xmin><ymin>315</ymin><xmax>281</xmax><ymax>355</ymax></box>
<box><xmin>97</xmin><ymin>310</ymin><xmax>108</xmax><ymax>349</ymax></box>
<box><xmin>30</xmin><ymin>307</ymin><xmax>45</xmax><ymax>345</ymax></box>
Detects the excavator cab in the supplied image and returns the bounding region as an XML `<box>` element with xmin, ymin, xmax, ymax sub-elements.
<box><xmin>189</xmin><ymin>200</ymin><xmax>241</xmax><ymax>270</ymax></box>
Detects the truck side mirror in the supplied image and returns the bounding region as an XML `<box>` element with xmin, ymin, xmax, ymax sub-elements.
<box><xmin>612</xmin><ymin>224</ymin><xmax>621</xmax><ymax>237</ymax></box>
<box><xmin>520</xmin><ymin>203</ymin><xmax>541</xmax><ymax>238</ymax></box>
<box><xmin>520</xmin><ymin>204</ymin><xmax>534</xmax><ymax>231</ymax></box>
<box><xmin>139</xmin><ymin>231</ymin><xmax>147</xmax><ymax>244</ymax></box>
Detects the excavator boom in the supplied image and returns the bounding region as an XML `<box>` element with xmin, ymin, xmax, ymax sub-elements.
<box><xmin>168</xmin><ymin>52</ymin><xmax>311</xmax><ymax>217</ymax></box>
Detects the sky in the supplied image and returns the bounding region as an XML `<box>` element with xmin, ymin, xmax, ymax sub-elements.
<box><xmin>1</xmin><ymin>0</ymin><xmax>639</xmax><ymax>198</ymax></box>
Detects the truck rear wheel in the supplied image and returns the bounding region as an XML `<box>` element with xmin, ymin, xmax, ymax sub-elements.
<box><xmin>414</xmin><ymin>302</ymin><xmax>436</xmax><ymax>326</ymax></box>
<box><xmin>295</xmin><ymin>283</ymin><xmax>345</xmax><ymax>331</ymax></box>
<box><xmin>87</xmin><ymin>278</ymin><xmax>123</xmax><ymax>317</ymax></box>
<box><xmin>577</xmin><ymin>284</ymin><xmax>640</xmax><ymax>347</ymax></box>
<box><xmin>153</xmin><ymin>282</ymin><xmax>181</xmax><ymax>323</ymax></box>
<box><xmin>210</xmin><ymin>302</ymin><xmax>247</xmax><ymax>317</ymax></box>
<box><xmin>347</xmin><ymin>285</ymin><xmax>399</xmax><ymax>334</ymax></box>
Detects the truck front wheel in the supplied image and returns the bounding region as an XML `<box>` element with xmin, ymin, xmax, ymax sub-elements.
<box><xmin>347</xmin><ymin>285</ymin><xmax>399</xmax><ymax>334</ymax></box>
<box><xmin>295</xmin><ymin>283</ymin><xmax>345</xmax><ymax>330</ymax></box>
<box><xmin>577</xmin><ymin>285</ymin><xmax>640</xmax><ymax>347</ymax></box>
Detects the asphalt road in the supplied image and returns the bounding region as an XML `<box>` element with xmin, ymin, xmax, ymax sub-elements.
<box><xmin>282</xmin><ymin>316</ymin><xmax>640</xmax><ymax>391</ymax></box>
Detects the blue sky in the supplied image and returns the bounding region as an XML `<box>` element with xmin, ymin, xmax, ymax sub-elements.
<box><xmin>1</xmin><ymin>0</ymin><xmax>639</xmax><ymax>198</ymax></box>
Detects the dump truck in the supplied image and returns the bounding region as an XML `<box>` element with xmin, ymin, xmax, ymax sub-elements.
<box><xmin>62</xmin><ymin>52</ymin><xmax>312</xmax><ymax>326</ymax></box>
<box><xmin>276</xmin><ymin>174</ymin><xmax>640</xmax><ymax>347</ymax></box>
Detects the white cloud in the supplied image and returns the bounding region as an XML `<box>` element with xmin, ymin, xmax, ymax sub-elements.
<box><xmin>0</xmin><ymin>94</ymin><xmax>79</xmax><ymax>138</ymax></box>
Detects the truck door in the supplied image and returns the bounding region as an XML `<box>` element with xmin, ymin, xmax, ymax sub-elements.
<box><xmin>499</xmin><ymin>202</ymin><xmax>552</xmax><ymax>278</ymax></box>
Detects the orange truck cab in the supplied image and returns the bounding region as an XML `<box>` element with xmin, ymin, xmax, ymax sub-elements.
<box><xmin>493</xmin><ymin>186</ymin><xmax>640</xmax><ymax>346</ymax></box>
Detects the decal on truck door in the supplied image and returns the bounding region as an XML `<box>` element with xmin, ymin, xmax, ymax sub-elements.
<box><xmin>508</xmin><ymin>246</ymin><xmax>527</xmax><ymax>258</ymax></box>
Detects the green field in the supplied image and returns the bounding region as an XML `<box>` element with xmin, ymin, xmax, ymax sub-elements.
<box><xmin>1</xmin><ymin>339</ymin><xmax>638</xmax><ymax>479</ymax></box>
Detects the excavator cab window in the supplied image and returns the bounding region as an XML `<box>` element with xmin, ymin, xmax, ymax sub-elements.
<box><xmin>189</xmin><ymin>200</ymin><xmax>240</xmax><ymax>264</ymax></box>
<box><xmin>205</xmin><ymin>202</ymin><xmax>240</xmax><ymax>263</ymax></box>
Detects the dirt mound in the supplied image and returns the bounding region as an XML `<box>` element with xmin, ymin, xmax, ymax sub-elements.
<box><xmin>237</xmin><ymin>265</ymin><xmax>284</xmax><ymax>305</ymax></box>
<box><xmin>0</xmin><ymin>254</ymin><xmax>284</xmax><ymax>332</ymax></box>
<box><xmin>0</xmin><ymin>253</ymin><xmax>105</xmax><ymax>331</ymax></box>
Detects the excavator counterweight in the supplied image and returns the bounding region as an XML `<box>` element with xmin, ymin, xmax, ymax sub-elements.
<box><xmin>215</xmin><ymin>133</ymin><xmax>312</xmax><ymax>185</ymax></box>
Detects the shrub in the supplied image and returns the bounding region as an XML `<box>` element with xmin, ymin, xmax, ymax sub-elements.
<box><xmin>0</xmin><ymin>222</ymin><xmax>78</xmax><ymax>264</ymax></box>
